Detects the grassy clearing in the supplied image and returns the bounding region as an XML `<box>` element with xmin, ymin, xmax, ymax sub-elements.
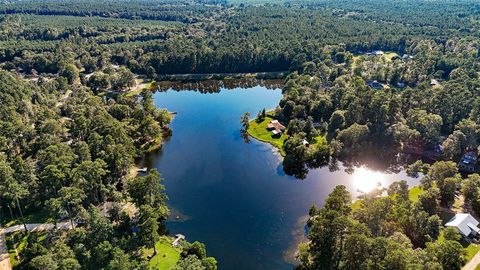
<box><xmin>384</xmin><ymin>52</ymin><xmax>399</xmax><ymax>61</ymax></box>
<box><xmin>247</xmin><ymin>115</ymin><xmax>288</xmax><ymax>156</ymax></box>
<box><xmin>351</xmin><ymin>55</ymin><xmax>362</xmax><ymax>70</ymax></box>
<box><xmin>408</xmin><ymin>186</ymin><xmax>425</xmax><ymax>203</ymax></box>
<box><xmin>144</xmin><ymin>236</ymin><xmax>181</xmax><ymax>270</ymax></box>
<box><xmin>124</xmin><ymin>80</ymin><xmax>155</xmax><ymax>97</ymax></box>
<box><xmin>465</xmin><ymin>243</ymin><xmax>480</xmax><ymax>262</ymax></box>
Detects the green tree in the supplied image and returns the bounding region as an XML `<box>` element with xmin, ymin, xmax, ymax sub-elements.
<box><xmin>427</xmin><ymin>240</ymin><xmax>466</xmax><ymax>270</ymax></box>
<box><xmin>138</xmin><ymin>205</ymin><xmax>160</xmax><ymax>255</ymax></box>
<box><xmin>127</xmin><ymin>169</ymin><xmax>168</xmax><ymax>212</ymax></box>
<box><xmin>29</xmin><ymin>254</ymin><xmax>58</xmax><ymax>270</ymax></box>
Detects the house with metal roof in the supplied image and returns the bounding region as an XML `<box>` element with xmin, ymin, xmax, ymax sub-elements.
<box><xmin>445</xmin><ymin>213</ymin><xmax>480</xmax><ymax>238</ymax></box>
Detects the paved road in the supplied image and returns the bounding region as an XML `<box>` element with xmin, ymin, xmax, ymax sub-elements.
<box><xmin>464</xmin><ymin>251</ymin><xmax>480</xmax><ymax>270</ymax></box>
<box><xmin>0</xmin><ymin>222</ymin><xmax>73</xmax><ymax>270</ymax></box>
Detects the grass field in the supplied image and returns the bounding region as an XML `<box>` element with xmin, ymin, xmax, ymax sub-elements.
<box><xmin>247</xmin><ymin>115</ymin><xmax>288</xmax><ymax>156</ymax></box>
<box><xmin>144</xmin><ymin>236</ymin><xmax>181</xmax><ymax>270</ymax></box>
<box><xmin>465</xmin><ymin>243</ymin><xmax>480</xmax><ymax>262</ymax></box>
<box><xmin>408</xmin><ymin>186</ymin><xmax>425</xmax><ymax>203</ymax></box>
<box><xmin>384</xmin><ymin>52</ymin><xmax>399</xmax><ymax>61</ymax></box>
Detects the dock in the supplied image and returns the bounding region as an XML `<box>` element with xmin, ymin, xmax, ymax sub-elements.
<box><xmin>172</xmin><ymin>234</ymin><xmax>185</xmax><ymax>247</ymax></box>
<box><xmin>137</xmin><ymin>167</ymin><xmax>148</xmax><ymax>173</ymax></box>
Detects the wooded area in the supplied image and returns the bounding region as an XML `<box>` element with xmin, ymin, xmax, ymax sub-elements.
<box><xmin>0</xmin><ymin>0</ymin><xmax>479</xmax><ymax>269</ymax></box>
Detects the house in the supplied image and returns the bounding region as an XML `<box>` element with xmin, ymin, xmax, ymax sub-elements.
<box><xmin>302</xmin><ymin>139</ymin><xmax>309</xmax><ymax>147</ymax></box>
<box><xmin>268</xmin><ymin>120</ymin><xmax>286</xmax><ymax>131</ymax></box>
<box><xmin>271</xmin><ymin>129</ymin><xmax>282</xmax><ymax>137</ymax></box>
<box><xmin>445</xmin><ymin>213</ymin><xmax>480</xmax><ymax>238</ymax></box>
<box><xmin>458</xmin><ymin>151</ymin><xmax>478</xmax><ymax>173</ymax></box>
<box><xmin>374</xmin><ymin>50</ymin><xmax>385</xmax><ymax>56</ymax></box>
<box><xmin>430</xmin><ymin>79</ymin><xmax>440</xmax><ymax>86</ymax></box>
<box><xmin>267</xmin><ymin>120</ymin><xmax>286</xmax><ymax>137</ymax></box>
<box><xmin>367</xmin><ymin>80</ymin><xmax>384</xmax><ymax>90</ymax></box>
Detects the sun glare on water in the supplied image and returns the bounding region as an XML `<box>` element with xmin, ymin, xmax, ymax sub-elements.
<box><xmin>351</xmin><ymin>167</ymin><xmax>385</xmax><ymax>193</ymax></box>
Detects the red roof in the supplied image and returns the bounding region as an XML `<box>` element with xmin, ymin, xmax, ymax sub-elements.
<box><xmin>269</xmin><ymin>120</ymin><xmax>285</xmax><ymax>131</ymax></box>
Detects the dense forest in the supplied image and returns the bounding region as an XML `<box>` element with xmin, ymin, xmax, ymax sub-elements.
<box><xmin>0</xmin><ymin>0</ymin><xmax>480</xmax><ymax>269</ymax></box>
<box><xmin>0</xmin><ymin>0</ymin><xmax>479</xmax><ymax>76</ymax></box>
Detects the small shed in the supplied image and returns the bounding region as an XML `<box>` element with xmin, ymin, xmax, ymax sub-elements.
<box><xmin>445</xmin><ymin>213</ymin><xmax>480</xmax><ymax>237</ymax></box>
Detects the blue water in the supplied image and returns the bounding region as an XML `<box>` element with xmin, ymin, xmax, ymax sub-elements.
<box><xmin>142</xmin><ymin>85</ymin><xmax>418</xmax><ymax>270</ymax></box>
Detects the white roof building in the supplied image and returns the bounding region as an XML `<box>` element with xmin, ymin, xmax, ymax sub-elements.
<box><xmin>445</xmin><ymin>213</ymin><xmax>480</xmax><ymax>237</ymax></box>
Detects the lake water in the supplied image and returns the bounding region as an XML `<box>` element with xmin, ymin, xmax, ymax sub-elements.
<box><xmin>141</xmin><ymin>84</ymin><xmax>419</xmax><ymax>270</ymax></box>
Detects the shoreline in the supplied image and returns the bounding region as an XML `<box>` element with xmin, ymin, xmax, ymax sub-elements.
<box><xmin>157</xmin><ymin>71</ymin><xmax>288</xmax><ymax>82</ymax></box>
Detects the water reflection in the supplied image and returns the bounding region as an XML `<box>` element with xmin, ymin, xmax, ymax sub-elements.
<box><xmin>155</xmin><ymin>78</ymin><xmax>283</xmax><ymax>94</ymax></box>
<box><xmin>143</xmin><ymin>82</ymin><xmax>420</xmax><ymax>270</ymax></box>
<box><xmin>351</xmin><ymin>167</ymin><xmax>385</xmax><ymax>193</ymax></box>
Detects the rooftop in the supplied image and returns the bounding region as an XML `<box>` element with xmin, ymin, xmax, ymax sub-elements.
<box><xmin>446</xmin><ymin>213</ymin><xmax>480</xmax><ymax>237</ymax></box>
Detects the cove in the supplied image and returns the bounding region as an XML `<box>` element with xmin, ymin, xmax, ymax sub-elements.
<box><xmin>140</xmin><ymin>84</ymin><xmax>419</xmax><ymax>270</ymax></box>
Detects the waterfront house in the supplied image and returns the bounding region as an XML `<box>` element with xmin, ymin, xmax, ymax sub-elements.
<box><xmin>458</xmin><ymin>151</ymin><xmax>478</xmax><ymax>173</ymax></box>
<box><xmin>271</xmin><ymin>129</ymin><xmax>282</xmax><ymax>137</ymax></box>
<box><xmin>267</xmin><ymin>120</ymin><xmax>286</xmax><ymax>137</ymax></box>
<box><xmin>445</xmin><ymin>213</ymin><xmax>480</xmax><ymax>238</ymax></box>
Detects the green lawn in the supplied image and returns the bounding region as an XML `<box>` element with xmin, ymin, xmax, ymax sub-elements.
<box><xmin>247</xmin><ymin>115</ymin><xmax>288</xmax><ymax>156</ymax></box>
<box><xmin>144</xmin><ymin>237</ymin><xmax>181</xmax><ymax>270</ymax></box>
<box><xmin>384</xmin><ymin>52</ymin><xmax>399</xmax><ymax>61</ymax></box>
<box><xmin>408</xmin><ymin>186</ymin><xmax>425</xmax><ymax>203</ymax></box>
<box><xmin>465</xmin><ymin>243</ymin><xmax>480</xmax><ymax>263</ymax></box>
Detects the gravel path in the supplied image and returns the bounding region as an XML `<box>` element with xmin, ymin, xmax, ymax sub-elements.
<box><xmin>0</xmin><ymin>222</ymin><xmax>73</xmax><ymax>270</ymax></box>
<box><xmin>463</xmin><ymin>251</ymin><xmax>480</xmax><ymax>270</ymax></box>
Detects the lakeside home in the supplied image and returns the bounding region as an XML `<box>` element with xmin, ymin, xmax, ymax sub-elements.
<box><xmin>266</xmin><ymin>120</ymin><xmax>286</xmax><ymax>137</ymax></box>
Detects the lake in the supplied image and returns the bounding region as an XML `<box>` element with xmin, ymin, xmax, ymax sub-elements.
<box><xmin>140</xmin><ymin>83</ymin><xmax>419</xmax><ymax>270</ymax></box>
